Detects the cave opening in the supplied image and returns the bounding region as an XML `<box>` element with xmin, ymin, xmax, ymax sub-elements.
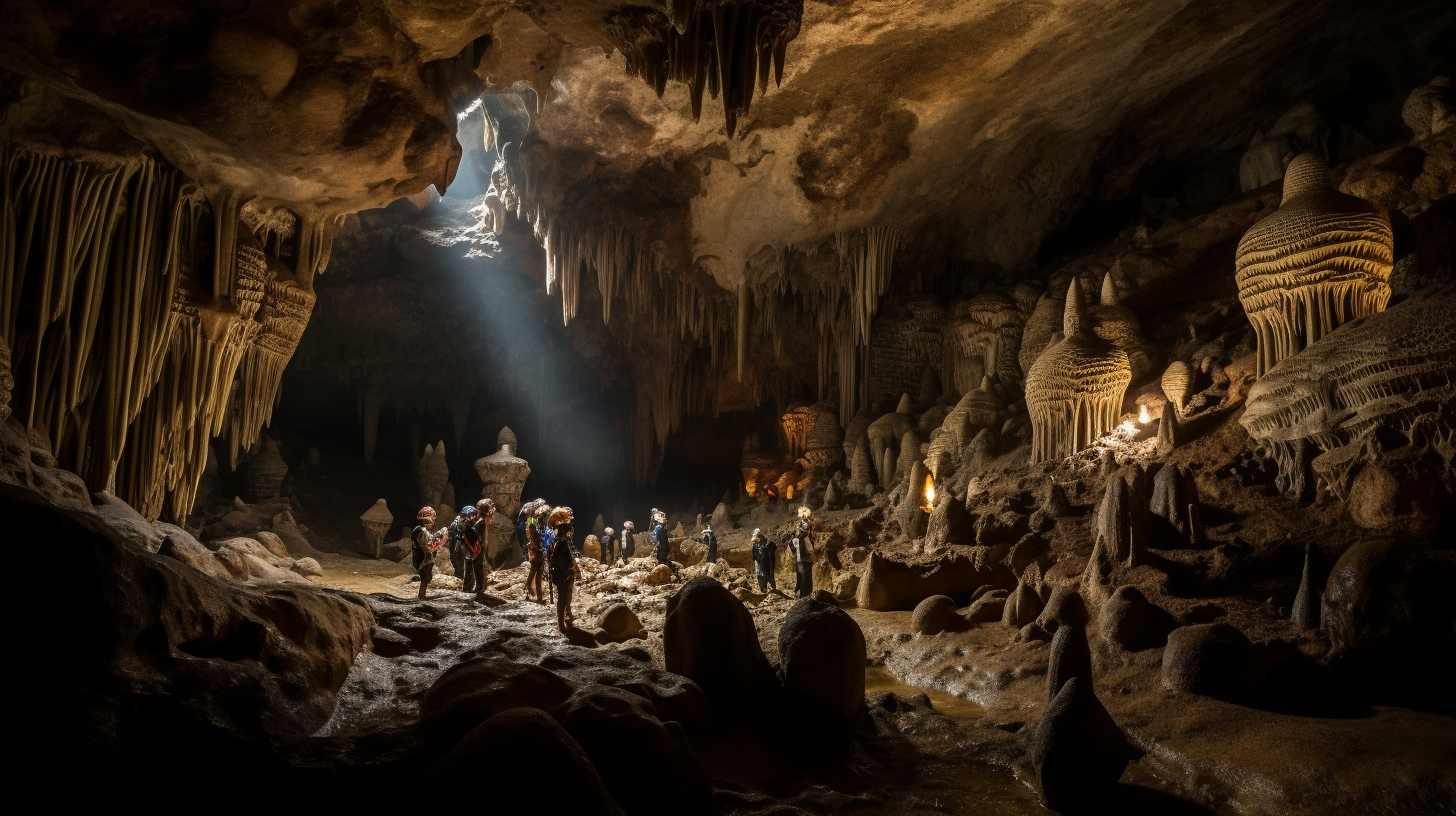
<box><xmin>8</xmin><ymin>0</ymin><xmax>1456</xmax><ymax>808</ymax></box>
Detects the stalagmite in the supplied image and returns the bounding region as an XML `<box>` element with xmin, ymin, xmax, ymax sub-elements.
<box><xmin>801</xmin><ymin>403</ymin><xmax>843</xmax><ymax>470</ymax></box>
<box><xmin>360</xmin><ymin>499</ymin><xmax>394</xmax><ymax>559</ymax></box>
<box><xmin>1149</xmin><ymin>464</ymin><xmax>1197</xmax><ymax>547</ymax></box>
<box><xmin>243</xmin><ymin>436</ymin><xmax>289</xmax><ymax>501</ymax></box>
<box><xmin>895</xmin><ymin>429</ymin><xmax>921</xmax><ymax>480</ymax></box>
<box><xmin>1292</xmin><ymin>542</ymin><xmax>1319</xmax><ymax>631</ymax></box>
<box><xmin>1235</xmin><ymin>153</ymin><xmax>1394</xmax><ymax>377</ymax></box>
<box><xmin>848</xmin><ymin>439</ymin><xmax>876</xmax><ymax>495</ymax></box>
<box><xmin>1090</xmin><ymin>271</ymin><xmax>1153</xmax><ymax>383</ymax></box>
<box><xmin>879</xmin><ymin>446</ymin><xmax>895</xmax><ymax>491</ymax></box>
<box><xmin>1161</xmin><ymin>361</ymin><xmax>1193</xmax><ymax>414</ymax></box>
<box><xmin>475</xmin><ymin>435</ymin><xmax>532</xmax><ymax>564</ymax></box>
<box><xmin>419</xmin><ymin>441</ymin><xmax>450</xmax><ymax>508</ymax></box>
<box><xmin>1156</xmin><ymin>399</ymin><xmax>1181</xmax><ymax>457</ymax></box>
<box><xmin>1026</xmin><ymin>279</ymin><xmax>1133</xmax><ymax>464</ymax></box>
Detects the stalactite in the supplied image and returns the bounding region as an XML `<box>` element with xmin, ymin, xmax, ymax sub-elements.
<box><xmin>226</xmin><ymin>252</ymin><xmax>316</xmax><ymax>468</ymax></box>
<box><xmin>736</xmin><ymin>279</ymin><xmax>749</xmax><ymax>381</ymax></box>
<box><xmin>608</xmin><ymin>1</ymin><xmax>804</xmax><ymax>138</ymax></box>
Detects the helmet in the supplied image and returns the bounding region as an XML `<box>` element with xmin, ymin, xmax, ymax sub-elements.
<box><xmin>651</xmin><ymin>508</ymin><xmax>667</xmax><ymax>524</ymax></box>
<box><xmin>751</xmin><ymin>527</ymin><xmax>762</xmax><ymax>538</ymax></box>
<box><xmin>461</xmin><ymin>505</ymin><xmax>479</xmax><ymax>519</ymax></box>
<box><xmin>417</xmin><ymin>506</ymin><xmax>436</xmax><ymax>522</ymax></box>
<box><xmin>797</xmin><ymin>505</ymin><xmax>812</xmax><ymax>521</ymax></box>
<box><xmin>476</xmin><ymin>498</ymin><xmax>496</xmax><ymax>515</ymax></box>
<box><xmin>548</xmin><ymin>506</ymin><xmax>575</xmax><ymax>527</ymax></box>
<box><xmin>623</xmin><ymin>521</ymin><xmax>635</xmax><ymax>530</ymax></box>
<box><xmin>604</xmin><ymin>526</ymin><xmax>615</xmax><ymax>536</ymax></box>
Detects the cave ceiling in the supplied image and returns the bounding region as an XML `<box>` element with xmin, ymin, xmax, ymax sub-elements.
<box><xmin>3</xmin><ymin>1</ymin><xmax>1449</xmax><ymax>288</ymax></box>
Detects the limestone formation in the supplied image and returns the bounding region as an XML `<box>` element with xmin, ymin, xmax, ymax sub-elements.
<box><xmin>1019</xmin><ymin>291</ymin><xmax>1064</xmax><ymax>376</ymax></box>
<box><xmin>498</xmin><ymin>425</ymin><xmax>519</xmax><ymax>455</ymax></box>
<box><xmin>1242</xmin><ymin>288</ymin><xmax>1456</xmax><ymax>499</ymax></box>
<box><xmin>1026</xmin><ymin>278</ymin><xmax>1133</xmax><ymax>464</ymax></box>
<box><xmin>476</xmin><ymin>439</ymin><xmax>532</xmax><ymax>565</ymax></box>
<box><xmin>949</xmin><ymin>293</ymin><xmax>1024</xmax><ymax>391</ymax></box>
<box><xmin>1090</xmin><ymin>271</ymin><xmax>1153</xmax><ymax>382</ymax></box>
<box><xmin>911</xmin><ymin>595</ymin><xmax>964</xmax><ymax>635</ymax></box>
<box><xmin>1401</xmin><ymin>76</ymin><xmax>1454</xmax><ymax>141</ymax></box>
<box><xmin>1156</xmin><ymin>399</ymin><xmax>1181</xmax><ymax>457</ymax></box>
<box><xmin>1235</xmin><ymin>153</ymin><xmax>1394</xmax><ymax>378</ymax></box>
<box><xmin>802</xmin><ymin>403</ymin><xmax>843</xmax><ymax>469</ymax></box>
<box><xmin>1161</xmin><ymin>360</ymin><xmax>1193</xmax><ymax>414</ymax></box>
<box><xmin>1292</xmin><ymin>542</ymin><xmax>1319</xmax><ymax>631</ymax></box>
<box><xmin>0</xmin><ymin>336</ymin><xmax>11</xmax><ymax>423</ymax></box>
<box><xmin>1002</xmin><ymin>579</ymin><xmax>1044</xmax><ymax>628</ymax></box>
<box><xmin>360</xmin><ymin>499</ymin><xmax>393</xmax><ymax>559</ymax></box>
<box><xmin>848</xmin><ymin>440</ymin><xmax>876</xmax><ymax>495</ymax></box>
<box><xmin>841</xmin><ymin>413</ymin><xmax>871</xmax><ymax>469</ymax></box>
<box><xmin>710</xmin><ymin>502</ymin><xmax>733</xmax><ymax>530</ymax></box>
<box><xmin>866</xmin><ymin>407</ymin><xmax>914</xmax><ymax>477</ymax></box>
<box><xmin>1149</xmin><ymin>464</ymin><xmax>1199</xmax><ymax>547</ymax></box>
<box><xmin>242</xmin><ymin>437</ymin><xmax>288</xmax><ymax>501</ymax></box>
<box><xmin>418</xmin><ymin>440</ymin><xmax>450</xmax><ymax>508</ymax></box>
<box><xmin>894</xmin><ymin>429</ymin><xmax>922</xmax><ymax>481</ymax></box>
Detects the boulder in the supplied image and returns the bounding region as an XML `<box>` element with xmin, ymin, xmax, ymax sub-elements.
<box><xmin>291</xmin><ymin>557</ymin><xmax>323</xmax><ymax>577</ymax></box>
<box><xmin>598</xmin><ymin>603</ymin><xmax>646</xmax><ymax>643</ymax></box>
<box><xmin>831</xmin><ymin>571</ymin><xmax>860</xmax><ymax>602</ymax></box>
<box><xmin>1034</xmin><ymin>587</ymin><xmax>1089</xmax><ymax>635</ymax></box>
<box><xmin>641</xmin><ymin>564</ymin><xmax>674</xmax><ymax>586</ymax></box>
<box><xmin>1031</xmin><ymin>678</ymin><xmax>1139</xmax><ymax>812</ymax></box>
<box><xmin>664</xmin><ymin>578</ymin><xmax>778</xmax><ymax>716</ymax></box>
<box><xmin>157</xmin><ymin>527</ymin><xmax>231</xmax><ymax>582</ymax></box>
<box><xmin>911</xmin><ymin>595</ymin><xmax>965</xmax><ymax>635</ymax></box>
<box><xmin>555</xmin><ymin>685</ymin><xmax>710</xmax><ymax>815</ymax></box>
<box><xmin>1321</xmin><ymin>538</ymin><xmax>1456</xmax><ymax>706</ymax></box>
<box><xmin>1161</xmin><ymin>623</ymin><xmax>1251</xmax><ymax>698</ymax></box>
<box><xmin>779</xmin><ymin>597</ymin><xmax>867</xmax><ymax>728</ymax></box>
<box><xmin>254</xmin><ymin>531</ymin><xmax>290</xmax><ymax>559</ymax></box>
<box><xmin>965</xmin><ymin>590</ymin><xmax>1008</xmax><ymax>623</ymax></box>
<box><xmin>92</xmin><ymin>492</ymin><xmax>163</xmax><ymax>553</ymax></box>
<box><xmin>429</xmin><ymin>708</ymin><xmax>623</xmax><ymax>814</ymax></box>
<box><xmin>856</xmin><ymin>551</ymin><xmax>1013</xmax><ymax>611</ymax></box>
<box><xmin>420</xmin><ymin>658</ymin><xmax>575</xmax><ymax>743</ymax></box>
<box><xmin>23</xmin><ymin>487</ymin><xmax>375</xmax><ymax>746</ymax></box>
<box><xmin>1098</xmin><ymin>586</ymin><xmax>1176</xmax><ymax>651</ymax></box>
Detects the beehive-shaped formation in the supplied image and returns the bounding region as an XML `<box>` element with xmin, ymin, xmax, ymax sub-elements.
<box><xmin>801</xmin><ymin>403</ymin><xmax>843</xmax><ymax>469</ymax></box>
<box><xmin>360</xmin><ymin>499</ymin><xmax>393</xmax><ymax>558</ymax></box>
<box><xmin>1026</xmin><ymin>279</ymin><xmax>1133</xmax><ymax>464</ymax></box>
<box><xmin>1019</xmin><ymin>291</ymin><xmax>1065</xmax><ymax>376</ymax></box>
<box><xmin>1161</xmin><ymin>361</ymin><xmax>1193</xmax><ymax>414</ymax></box>
<box><xmin>1235</xmin><ymin>153</ymin><xmax>1394</xmax><ymax>377</ymax></box>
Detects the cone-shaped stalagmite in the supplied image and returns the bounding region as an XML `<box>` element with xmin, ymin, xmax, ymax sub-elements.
<box><xmin>1236</xmin><ymin>153</ymin><xmax>1394</xmax><ymax>377</ymax></box>
<box><xmin>848</xmin><ymin>439</ymin><xmax>876</xmax><ymax>495</ymax></box>
<box><xmin>419</xmin><ymin>441</ymin><xmax>449</xmax><ymax>508</ymax></box>
<box><xmin>1026</xmin><ymin>279</ymin><xmax>1132</xmax><ymax>464</ymax></box>
<box><xmin>1156</xmin><ymin>398</ymin><xmax>1181</xmax><ymax>456</ymax></box>
<box><xmin>1292</xmin><ymin>542</ymin><xmax>1319</xmax><ymax>630</ymax></box>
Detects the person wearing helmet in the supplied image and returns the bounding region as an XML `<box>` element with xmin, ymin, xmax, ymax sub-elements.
<box><xmin>601</xmin><ymin>526</ymin><xmax>617</xmax><ymax>565</ymax></box>
<box><xmin>751</xmin><ymin>528</ymin><xmax>776</xmax><ymax>594</ymax></box>
<box><xmin>411</xmin><ymin>506</ymin><xmax>446</xmax><ymax>599</ymax></box>
<box><xmin>791</xmin><ymin>507</ymin><xmax>814</xmax><ymax>598</ymax></box>
<box><xmin>650</xmin><ymin>508</ymin><xmax>670</xmax><ymax>567</ymax></box>
<box><xmin>459</xmin><ymin>505</ymin><xmax>484</xmax><ymax>593</ymax></box>
<box><xmin>700</xmin><ymin>521</ymin><xmax>718</xmax><ymax>567</ymax></box>
<box><xmin>467</xmin><ymin>499</ymin><xmax>496</xmax><ymax>598</ymax></box>
<box><xmin>546</xmin><ymin>506</ymin><xmax>579</xmax><ymax>632</ymax></box>
<box><xmin>621</xmin><ymin>520</ymin><xmax>636</xmax><ymax>560</ymax></box>
<box><xmin>447</xmin><ymin>509</ymin><xmax>469</xmax><ymax>580</ymax></box>
<box><xmin>522</xmin><ymin>499</ymin><xmax>550</xmax><ymax>603</ymax></box>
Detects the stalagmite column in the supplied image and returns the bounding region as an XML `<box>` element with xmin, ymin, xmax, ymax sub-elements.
<box><xmin>243</xmin><ymin>437</ymin><xmax>288</xmax><ymax>501</ymax></box>
<box><xmin>1235</xmin><ymin>152</ymin><xmax>1394</xmax><ymax>377</ymax></box>
<box><xmin>360</xmin><ymin>499</ymin><xmax>394</xmax><ymax>559</ymax></box>
<box><xmin>1025</xmin><ymin>279</ymin><xmax>1133</xmax><ymax>464</ymax></box>
<box><xmin>1161</xmin><ymin>361</ymin><xmax>1193</xmax><ymax>414</ymax></box>
<box><xmin>418</xmin><ymin>440</ymin><xmax>449</xmax><ymax>508</ymax></box>
<box><xmin>475</xmin><ymin>428</ymin><xmax>532</xmax><ymax>566</ymax></box>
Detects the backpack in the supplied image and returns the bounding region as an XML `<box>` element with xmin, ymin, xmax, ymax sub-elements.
<box><xmin>549</xmin><ymin>533</ymin><xmax>574</xmax><ymax>576</ymax></box>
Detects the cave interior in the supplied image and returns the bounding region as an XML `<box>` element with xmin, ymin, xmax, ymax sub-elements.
<box><xmin>6</xmin><ymin>0</ymin><xmax>1456</xmax><ymax>811</ymax></box>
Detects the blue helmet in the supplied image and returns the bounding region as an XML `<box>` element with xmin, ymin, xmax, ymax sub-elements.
<box><xmin>461</xmin><ymin>505</ymin><xmax>479</xmax><ymax>518</ymax></box>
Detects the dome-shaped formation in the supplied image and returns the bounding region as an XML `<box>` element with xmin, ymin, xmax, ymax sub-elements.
<box><xmin>1090</xmin><ymin>271</ymin><xmax>1152</xmax><ymax>382</ymax></box>
<box><xmin>497</xmin><ymin>425</ymin><xmax>519</xmax><ymax>454</ymax></box>
<box><xmin>1235</xmin><ymin>152</ymin><xmax>1394</xmax><ymax>377</ymax></box>
<box><xmin>1161</xmin><ymin>361</ymin><xmax>1193</xmax><ymax>414</ymax></box>
<box><xmin>801</xmin><ymin>403</ymin><xmax>843</xmax><ymax>469</ymax></box>
<box><xmin>1019</xmin><ymin>291</ymin><xmax>1065</xmax><ymax>376</ymax></box>
<box><xmin>1026</xmin><ymin>279</ymin><xmax>1133</xmax><ymax>464</ymax></box>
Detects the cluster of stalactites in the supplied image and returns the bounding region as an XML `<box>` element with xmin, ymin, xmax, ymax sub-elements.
<box><xmin>1</xmin><ymin>144</ymin><xmax>334</xmax><ymax>520</ymax></box>
<box><xmin>607</xmin><ymin>0</ymin><xmax>804</xmax><ymax>137</ymax></box>
<box><xmin>1235</xmin><ymin>152</ymin><xmax>1394</xmax><ymax>378</ymax></box>
<box><xmin>1025</xmin><ymin>278</ymin><xmax>1133</xmax><ymax>464</ymax></box>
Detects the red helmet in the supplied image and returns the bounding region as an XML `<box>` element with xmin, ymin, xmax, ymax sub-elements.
<box><xmin>417</xmin><ymin>506</ymin><xmax>436</xmax><ymax>522</ymax></box>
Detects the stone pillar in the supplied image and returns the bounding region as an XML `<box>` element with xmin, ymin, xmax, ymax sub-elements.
<box><xmin>474</xmin><ymin>427</ymin><xmax>530</xmax><ymax>567</ymax></box>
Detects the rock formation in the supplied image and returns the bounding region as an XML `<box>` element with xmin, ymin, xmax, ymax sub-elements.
<box><xmin>418</xmin><ymin>440</ymin><xmax>450</xmax><ymax>509</ymax></box>
<box><xmin>1027</xmin><ymin>278</ymin><xmax>1133</xmax><ymax>463</ymax></box>
<box><xmin>360</xmin><ymin>499</ymin><xmax>393</xmax><ymax>559</ymax></box>
<box><xmin>242</xmin><ymin>437</ymin><xmax>288</xmax><ymax>501</ymax></box>
<box><xmin>475</xmin><ymin>432</ymin><xmax>532</xmax><ymax>564</ymax></box>
<box><xmin>1235</xmin><ymin>153</ymin><xmax>1394</xmax><ymax>377</ymax></box>
<box><xmin>949</xmin><ymin>293</ymin><xmax>1025</xmax><ymax>390</ymax></box>
<box><xmin>1242</xmin><ymin>287</ymin><xmax>1456</xmax><ymax>500</ymax></box>
<box><xmin>1161</xmin><ymin>360</ymin><xmax>1193</xmax><ymax>414</ymax></box>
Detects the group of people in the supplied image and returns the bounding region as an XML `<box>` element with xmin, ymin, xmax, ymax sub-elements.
<box><xmin>410</xmin><ymin>497</ymin><xmax>819</xmax><ymax>632</ymax></box>
<box><xmin>409</xmin><ymin>498</ymin><xmax>498</xmax><ymax>601</ymax></box>
<box><xmin>749</xmin><ymin>506</ymin><xmax>815</xmax><ymax>598</ymax></box>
